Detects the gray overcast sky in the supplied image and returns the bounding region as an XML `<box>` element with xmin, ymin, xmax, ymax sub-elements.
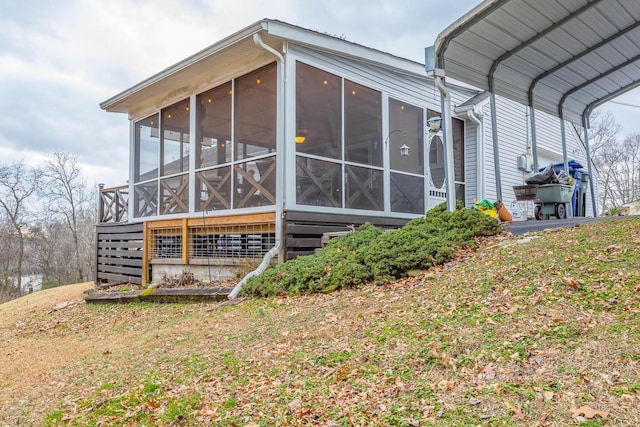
<box><xmin>1</xmin><ymin>0</ymin><xmax>638</xmax><ymax>186</ymax></box>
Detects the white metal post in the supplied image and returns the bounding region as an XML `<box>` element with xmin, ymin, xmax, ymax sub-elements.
<box><xmin>432</xmin><ymin>69</ymin><xmax>456</xmax><ymax>212</ymax></box>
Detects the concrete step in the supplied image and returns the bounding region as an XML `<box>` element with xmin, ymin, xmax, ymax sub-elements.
<box><xmin>85</xmin><ymin>287</ymin><xmax>231</xmax><ymax>304</ymax></box>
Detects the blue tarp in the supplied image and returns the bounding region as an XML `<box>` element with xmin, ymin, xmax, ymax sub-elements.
<box><xmin>538</xmin><ymin>160</ymin><xmax>584</xmax><ymax>172</ymax></box>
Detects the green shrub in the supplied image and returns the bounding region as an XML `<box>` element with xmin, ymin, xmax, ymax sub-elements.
<box><xmin>241</xmin><ymin>203</ymin><xmax>500</xmax><ymax>297</ymax></box>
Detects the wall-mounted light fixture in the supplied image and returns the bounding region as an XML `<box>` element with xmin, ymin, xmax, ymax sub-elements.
<box><xmin>428</xmin><ymin>116</ymin><xmax>442</xmax><ymax>132</ymax></box>
<box><xmin>384</xmin><ymin>129</ymin><xmax>408</xmax><ymax>155</ymax></box>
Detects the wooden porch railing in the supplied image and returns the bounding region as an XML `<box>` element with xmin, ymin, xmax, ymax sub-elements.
<box><xmin>98</xmin><ymin>184</ymin><xmax>129</xmax><ymax>223</ymax></box>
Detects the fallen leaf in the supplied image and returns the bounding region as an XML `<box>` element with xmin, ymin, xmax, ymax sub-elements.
<box><xmin>478</xmin><ymin>364</ymin><xmax>496</xmax><ymax>380</ymax></box>
<box><xmin>571</xmin><ymin>405</ymin><xmax>608</xmax><ymax>419</ymax></box>
<box><xmin>244</xmin><ymin>423</ymin><xmax>260</xmax><ymax>427</ymax></box>
<box><xmin>504</xmin><ymin>399</ymin><xmax>525</xmax><ymax>420</ymax></box>
<box><xmin>469</xmin><ymin>397</ymin><xmax>481</xmax><ymax>405</ymax></box>
<box><xmin>529</xmin><ymin>295</ymin><xmax>542</xmax><ymax>305</ymax></box>
<box><xmin>146</xmin><ymin>399</ymin><xmax>160</xmax><ymax>409</ymax></box>
<box><xmin>288</xmin><ymin>398</ymin><xmax>302</xmax><ymax>414</ymax></box>
<box><xmin>563</xmin><ymin>277</ymin><xmax>580</xmax><ymax>290</ymax></box>
<box><xmin>325</xmin><ymin>313</ymin><xmax>338</xmax><ymax>323</ymax></box>
<box><xmin>336</xmin><ymin>365</ymin><xmax>348</xmax><ymax>382</ymax></box>
<box><xmin>543</xmin><ymin>391</ymin><xmax>554</xmax><ymax>401</ymax></box>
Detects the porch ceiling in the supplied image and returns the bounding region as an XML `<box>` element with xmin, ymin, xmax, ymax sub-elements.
<box><xmin>434</xmin><ymin>0</ymin><xmax>640</xmax><ymax>125</ymax></box>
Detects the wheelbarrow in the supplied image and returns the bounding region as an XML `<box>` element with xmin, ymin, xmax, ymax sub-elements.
<box><xmin>534</xmin><ymin>184</ymin><xmax>573</xmax><ymax>220</ymax></box>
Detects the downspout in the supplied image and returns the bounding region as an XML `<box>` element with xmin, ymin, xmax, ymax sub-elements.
<box><xmin>465</xmin><ymin>108</ymin><xmax>485</xmax><ymax>201</ymax></box>
<box><xmin>229</xmin><ymin>244</ymin><xmax>280</xmax><ymax>299</ymax></box>
<box><xmin>228</xmin><ymin>31</ymin><xmax>284</xmax><ymax>299</ymax></box>
<box><xmin>433</xmin><ymin>71</ymin><xmax>456</xmax><ymax>212</ymax></box>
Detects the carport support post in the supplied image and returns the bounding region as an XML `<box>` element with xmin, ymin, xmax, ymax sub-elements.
<box><xmin>559</xmin><ymin>113</ymin><xmax>569</xmax><ymax>175</ymax></box>
<box><xmin>582</xmin><ymin>116</ymin><xmax>598</xmax><ymax>217</ymax></box>
<box><xmin>528</xmin><ymin>92</ymin><xmax>539</xmax><ymax>171</ymax></box>
<box><xmin>432</xmin><ymin>69</ymin><xmax>456</xmax><ymax>212</ymax></box>
<box><xmin>489</xmin><ymin>92</ymin><xmax>502</xmax><ymax>200</ymax></box>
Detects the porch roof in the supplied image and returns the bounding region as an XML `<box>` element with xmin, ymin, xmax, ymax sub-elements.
<box><xmin>433</xmin><ymin>0</ymin><xmax>640</xmax><ymax>125</ymax></box>
<box><xmin>100</xmin><ymin>19</ymin><xmax>427</xmax><ymax>120</ymax></box>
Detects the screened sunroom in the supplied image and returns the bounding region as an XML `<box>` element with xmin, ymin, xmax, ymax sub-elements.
<box><xmin>97</xmin><ymin>19</ymin><xmax>470</xmax><ymax>285</ymax></box>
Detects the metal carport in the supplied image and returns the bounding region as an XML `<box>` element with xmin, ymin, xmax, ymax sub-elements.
<box><xmin>426</xmin><ymin>0</ymin><xmax>640</xmax><ymax>216</ymax></box>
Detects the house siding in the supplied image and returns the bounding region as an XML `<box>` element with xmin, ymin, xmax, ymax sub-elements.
<box><xmin>481</xmin><ymin>96</ymin><xmax>595</xmax><ymax>215</ymax></box>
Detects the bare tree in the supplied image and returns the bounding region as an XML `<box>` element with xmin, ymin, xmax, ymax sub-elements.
<box><xmin>581</xmin><ymin>110</ymin><xmax>626</xmax><ymax>214</ymax></box>
<box><xmin>595</xmin><ymin>141</ymin><xmax>625</xmax><ymax>214</ymax></box>
<box><xmin>0</xmin><ymin>219</ymin><xmax>22</xmax><ymax>303</ymax></box>
<box><xmin>40</xmin><ymin>151</ymin><xmax>93</xmax><ymax>283</ymax></box>
<box><xmin>0</xmin><ymin>161</ymin><xmax>41</xmax><ymax>291</ymax></box>
<box><xmin>586</xmin><ymin>108</ymin><xmax>640</xmax><ymax>214</ymax></box>
<box><xmin>587</xmin><ymin>110</ymin><xmax>621</xmax><ymax>159</ymax></box>
<box><xmin>614</xmin><ymin>134</ymin><xmax>640</xmax><ymax>205</ymax></box>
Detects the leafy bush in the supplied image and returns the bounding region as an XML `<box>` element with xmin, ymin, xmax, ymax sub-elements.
<box><xmin>241</xmin><ymin>203</ymin><xmax>500</xmax><ymax>297</ymax></box>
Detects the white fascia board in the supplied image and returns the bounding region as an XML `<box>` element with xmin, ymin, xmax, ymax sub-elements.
<box><xmin>99</xmin><ymin>20</ymin><xmax>267</xmax><ymax>112</ymax></box>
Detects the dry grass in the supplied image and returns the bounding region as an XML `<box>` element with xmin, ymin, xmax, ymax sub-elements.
<box><xmin>1</xmin><ymin>218</ymin><xmax>639</xmax><ymax>426</ymax></box>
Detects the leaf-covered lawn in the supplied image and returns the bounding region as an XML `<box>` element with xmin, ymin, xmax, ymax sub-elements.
<box><xmin>1</xmin><ymin>217</ymin><xmax>639</xmax><ymax>426</ymax></box>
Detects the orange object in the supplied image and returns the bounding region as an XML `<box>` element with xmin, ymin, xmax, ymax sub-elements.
<box><xmin>498</xmin><ymin>205</ymin><xmax>512</xmax><ymax>222</ymax></box>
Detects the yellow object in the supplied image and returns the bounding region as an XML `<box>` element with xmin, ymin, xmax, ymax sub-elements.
<box><xmin>474</xmin><ymin>199</ymin><xmax>498</xmax><ymax>218</ymax></box>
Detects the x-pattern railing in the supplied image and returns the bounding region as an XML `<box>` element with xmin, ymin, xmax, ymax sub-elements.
<box><xmin>99</xmin><ymin>185</ymin><xmax>129</xmax><ymax>223</ymax></box>
<box><xmin>160</xmin><ymin>177</ymin><xmax>189</xmax><ymax>214</ymax></box>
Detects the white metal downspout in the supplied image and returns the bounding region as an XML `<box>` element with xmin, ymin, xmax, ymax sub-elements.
<box><xmin>229</xmin><ymin>245</ymin><xmax>280</xmax><ymax>299</ymax></box>
<box><xmin>433</xmin><ymin>71</ymin><xmax>457</xmax><ymax>212</ymax></box>
<box><xmin>466</xmin><ymin>108</ymin><xmax>485</xmax><ymax>201</ymax></box>
<box><xmin>228</xmin><ymin>31</ymin><xmax>284</xmax><ymax>300</ymax></box>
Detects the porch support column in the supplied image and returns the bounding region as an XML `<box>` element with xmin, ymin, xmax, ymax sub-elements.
<box><xmin>582</xmin><ymin>115</ymin><xmax>598</xmax><ymax>217</ymax></box>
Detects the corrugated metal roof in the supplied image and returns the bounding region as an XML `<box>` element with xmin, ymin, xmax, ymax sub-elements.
<box><xmin>434</xmin><ymin>0</ymin><xmax>640</xmax><ymax>125</ymax></box>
